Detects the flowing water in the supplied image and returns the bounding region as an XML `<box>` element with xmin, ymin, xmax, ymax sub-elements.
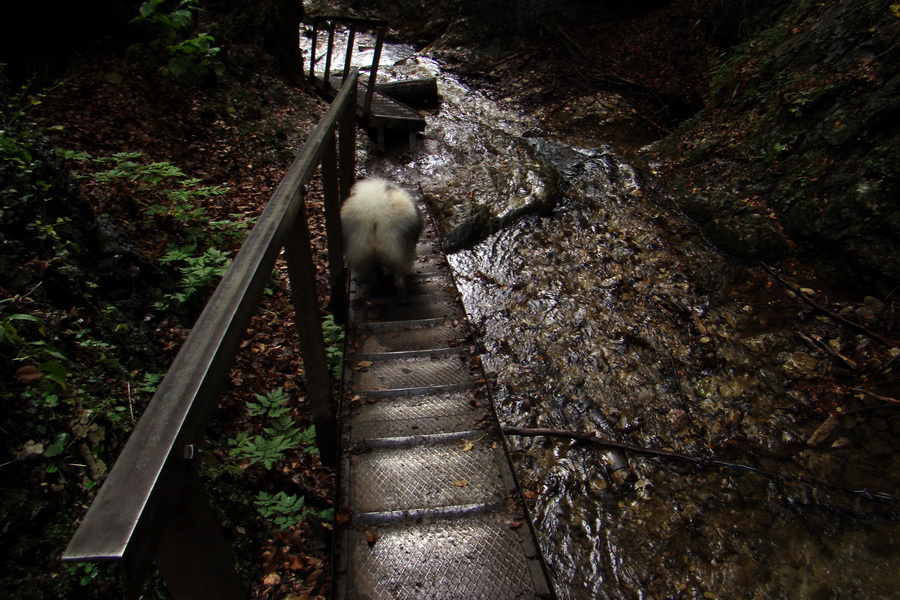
<box><xmin>302</xmin><ymin>27</ymin><xmax>900</xmax><ymax>599</ymax></box>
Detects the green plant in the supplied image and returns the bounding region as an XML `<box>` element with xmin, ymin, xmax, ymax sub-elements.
<box><xmin>135</xmin><ymin>372</ymin><xmax>165</xmax><ymax>395</ymax></box>
<box><xmin>66</xmin><ymin>151</ymin><xmax>236</xmax><ymax>244</ymax></box>
<box><xmin>322</xmin><ymin>314</ymin><xmax>345</xmax><ymax>379</ymax></box>
<box><xmin>762</xmin><ymin>141</ymin><xmax>789</xmax><ymax>164</ymax></box>
<box><xmin>1</xmin><ymin>297</ymin><xmax>70</xmax><ymax>391</ymax></box>
<box><xmin>62</xmin><ymin>151</ymin><xmax>250</xmax><ymax>308</ymax></box>
<box><xmin>254</xmin><ymin>491</ymin><xmax>332</xmax><ymax>530</ymax></box>
<box><xmin>157</xmin><ymin>246</ymin><xmax>233</xmax><ymax>307</ymax></box>
<box><xmin>165</xmin><ymin>33</ymin><xmax>223</xmax><ymax>81</ymax></box>
<box><xmin>228</xmin><ymin>388</ymin><xmax>318</xmax><ymax>468</ymax></box>
<box><xmin>247</xmin><ymin>388</ymin><xmax>291</xmax><ymax>418</ymax></box>
<box><xmin>133</xmin><ymin>0</ymin><xmax>224</xmax><ymax>81</ymax></box>
<box><xmin>228</xmin><ymin>431</ymin><xmax>304</xmax><ymax>469</ymax></box>
<box><xmin>1</xmin><ymin>80</ymin><xmax>65</xmax><ymax>236</ymax></box>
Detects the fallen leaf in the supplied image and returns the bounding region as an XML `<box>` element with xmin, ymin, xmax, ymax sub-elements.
<box><xmin>460</xmin><ymin>439</ymin><xmax>475</xmax><ymax>451</ymax></box>
<box><xmin>523</xmin><ymin>490</ymin><xmax>537</xmax><ymax>499</ymax></box>
<box><xmin>509</xmin><ymin>520</ymin><xmax>524</xmax><ymax>529</ymax></box>
<box><xmin>287</xmin><ymin>554</ymin><xmax>305</xmax><ymax>570</ymax></box>
<box><xmin>453</xmin><ymin>479</ymin><xmax>469</xmax><ymax>487</ymax></box>
<box><xmin>263</xmin><ymin>572</ymin><xmax>281</xmax><ymax>586</ymax></box>
<box><xmin>337</xmin><ymin>507</ymin><xmax>352</xmax><ymax>525</ymax></box>
<box><xmin>364</xmin><ymin>529</ymin><xmax>380</xmax><ymax>545</ymax></box>
<box><xmin>14</xmin><ymin>365</ymin><xmax>43</xmax><ymax>384</ymax></box>
<box><xmin>356</xmin><ymin>360</ymin><xmax>374</xmax><ymax>369</ymax></box>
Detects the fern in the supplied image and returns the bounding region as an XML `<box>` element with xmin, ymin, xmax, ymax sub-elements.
<box><xmin>321</xmin><ymin>315</ymin><xmax>345</xmax><ymax>379</ymax></box>
<box><xmin>228</xmin><ymin>387</ymin><xmax>317</xmax><ymax>468</ymax></box>
<box><xmin>246</xmin><ymin>388</ymin><xmax>291</xmax><ymax>419</ymax></box>
<box><xmin>228</xmin><ymin>432</ymin><xmax>297</xmax><ymax>470</ymax></box>
<box><xmin>255</xmin><ymin>491</ymin><xmax>333</xmax><ymax>530</ymax></box>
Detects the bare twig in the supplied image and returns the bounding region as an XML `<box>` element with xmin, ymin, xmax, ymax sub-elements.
<box><xmin>762</xmin><ymin>264</ymin><xmax>896</xmax><ymax>347</ymax></box>
<box><xmin>797</xmin><ymin>331</ymin><xmax>858</xmax><ymax>371</ymax></box>
<box><xmin>126</xmin><ymin>381</ymin><xmax>135</xmax><ymax>423</ymax></box>
<box><xmin>852</xmin><ymin>387</ymin><xmax>900</xmax><ymax>406</ymax></box>
<box><xmin>488</xmin><ymin>51</ymin><xmax>524</xmax><ymax>72</ymax></box>
<box><xmin>502</xmin><ymin>426</ymin><xmax>899</xmax><ymax>503</ymax></box>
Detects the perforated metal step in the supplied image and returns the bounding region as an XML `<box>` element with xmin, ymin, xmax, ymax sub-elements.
<box><xmin>347</xmin><ymin>439</ymin><xmax>506</xmax><ymax>513</ymax></box>
<box><xmin>349</xmin><ymin>389</ymin><xmax>486</xmax><ymax>443</ymax></box>
<box><xmin>340</xmin><ymin>510</ymin><xmax>543</xmax><ymax>600</ymax></box>
<box><xmin>352</xmin><ymin>355</ymin><xmax>473</xmax><ymax>395</ymax></box>
<box><xmin>336</xmin><ymin>205</ymin><xmax>551</xmax><ymax>600</ymax></box>
<box><xmin>354</xmin><ymin>321</ymin><xmax>469</xmax><ymax>355</ymax></box>
<box><xmin>353</xmin><ymin>294</ymin><xmax>462</xmax><ymax>323</ymax></box>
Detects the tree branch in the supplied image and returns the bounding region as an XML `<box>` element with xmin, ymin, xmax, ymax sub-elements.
<box><xmin>502</xmin><ymin>426</ymin><xmax>899</xmax><ymax>503</ymax></box>
<box><xmin>762</xmin><ymin>263</ymin><xmax>896</xmax><ymax>347</ymax></box>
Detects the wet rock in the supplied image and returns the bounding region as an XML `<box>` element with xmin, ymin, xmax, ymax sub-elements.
<box><xmin>854</xmin><ymin>296</ymin><xmax>884</xmax><ymax>319</ymax></box>
<box><xmin>864</xmin><ymin>435</ymin><xmax>894</xmax><ymax>457</ymax></box>
<box><xmin>779</xmin><ymin>351</ymin><xmax>820</xmax><ymax>379</ymax></box>
<box><xmin>806</xmin><ymin>415</ymin><xmax>840</xmax><ymax>447</ymax></box>
<box><xmin>668</xmin><ymin>408</ymin><xmax>689</xmax><ymax>431</ymax></box>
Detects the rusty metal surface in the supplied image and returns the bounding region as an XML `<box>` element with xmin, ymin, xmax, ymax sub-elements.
<box><xmin>336</xmin><ymin>212</ymin><xmax>551</xmax><ymax>599</ymax></box>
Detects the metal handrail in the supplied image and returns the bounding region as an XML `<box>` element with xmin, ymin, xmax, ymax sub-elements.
<box><xmin>61</xmin><ymin>69</ymin><xmax>359</xmax><ymax>600</ymax></box>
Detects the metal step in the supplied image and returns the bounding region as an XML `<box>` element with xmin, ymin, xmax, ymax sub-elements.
<box><xmin>336</xmin><ymin>208</ymin><xmax>551</xmax><ymax>600</ymax></box>
<box><xmin>349</xmin><ymin>389</ymin><xmax>487</xmax><ymax>443</ymax></box>
<box><xmin>338</xmin><ymin>510</ymin><xmax>544</xmax><ymax>600</ymax></box>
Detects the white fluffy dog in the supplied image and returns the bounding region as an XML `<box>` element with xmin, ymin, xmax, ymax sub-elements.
<box><xmin>341</xmin><ymin>178</ymin><xmax>422</xmax><ymax>295</ymax></box>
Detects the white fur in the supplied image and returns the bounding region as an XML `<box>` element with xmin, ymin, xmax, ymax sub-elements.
<box><xmin>341</xmin><ymin>178</ymin><xmax>422</xmax><ymax>293</ymax></box>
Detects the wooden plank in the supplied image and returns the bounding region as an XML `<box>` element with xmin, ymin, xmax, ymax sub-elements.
<box><xmin>314</xmin><ymin>75</ymin><xmax>426</xmax><ymax>132</ymax></box>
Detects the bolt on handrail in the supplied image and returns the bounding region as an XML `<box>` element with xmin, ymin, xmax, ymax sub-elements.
<box><xmin>61</xmin><ymin>69</ymin><xmax>359</xmax><ymax>600</ymax></box>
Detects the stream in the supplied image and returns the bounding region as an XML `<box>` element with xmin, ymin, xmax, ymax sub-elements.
<box><xmin>302</xmin><ymin>27</ymin><xmax>900</xmax><ymax>599</ymax></box>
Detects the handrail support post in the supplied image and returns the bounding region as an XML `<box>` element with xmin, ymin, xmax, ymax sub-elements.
<box><xmin>155</xmin><ymin>464</ymin><xmax>244</xmax><ymax>600</ymax></box>
<box><xmin>322</xmin><ymin>133</ymin><xmax>347</xmax><ymax>323</ymax></box>
<box><xmin>284</xmin><ymin>196</ymin><xmax>339</xmax><ymax>468</ymax></box>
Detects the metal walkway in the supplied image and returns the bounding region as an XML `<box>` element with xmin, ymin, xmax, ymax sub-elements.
<box><xmin>334</xmin><ymin>208</ymin><xmax>551</xmax><ymax>599</ymax></box>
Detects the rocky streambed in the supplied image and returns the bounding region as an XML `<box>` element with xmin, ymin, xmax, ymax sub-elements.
<box><xmin>304</xmin><ymin>25</ymin><xmax>900</xmax><ymax>599</ymax></box>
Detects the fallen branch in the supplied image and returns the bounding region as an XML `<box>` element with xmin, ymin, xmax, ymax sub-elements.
<box><xmin>668</xmin><ymin>352</ymin><xmax>697</xmax><ymax>432</ymax></box>
<box><xmin>797</xmin><ymin>331</ymin><xmax>858</xmax><ymax>371</ymax></box>
<box><xmin>502</xmin><ymin>426</ymin><xmax>899</xmax><ymax>503</ymax></box>
<box><xmin>852</xmin><ymin>387</ymin><xmax>900</xmax><ymax>406</ymax></box>
<box><xmin>762</xmin><ymin>264</ymin><xmax>896</xmax><ymax>347</ymax></box>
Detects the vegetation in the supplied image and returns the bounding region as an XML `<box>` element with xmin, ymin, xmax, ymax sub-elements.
<box><xmin>228</xmin><ymin>388</ymin><xmax>318</xmax><ymax>469</ymax></box>
<box><xmin>63</xmin><ymin>150</ymin><xmax>251</xmax><ymax>310</ymax></box>
<box><xmin>657</xmin><ymin>0</ymin><xmax>900</xmax><ymax>285</ymax></box>
<box><xmin>321</xmin><ymin>314</ymin><xmax>345</xmax><ymax>379</ymax></box>
<box><xmin>0</xmin><ymin>90</ymin><xmax>167</xmax><ymax>598</ymax></box>
<box><xmin>0</xmin><ymin>0</ymin><xmax>333</xmax><ymax>595</ymax></box>
<box><xmin>132</xmin><ymin>0</ymin><xmax>224</xmax><ymax>82</ymax></box>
